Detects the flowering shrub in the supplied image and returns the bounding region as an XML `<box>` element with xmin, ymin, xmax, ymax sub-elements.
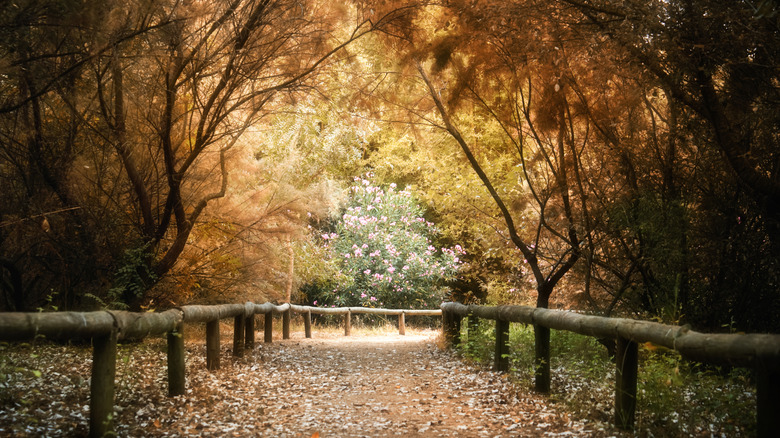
<box><xmin>314</xmin><ymin>175</ymin><xmax>463</xmax><ymax>309</ymax></box>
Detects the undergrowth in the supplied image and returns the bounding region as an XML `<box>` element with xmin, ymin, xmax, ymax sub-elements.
<box><xmin>456</xmin><ymin>318</ymin><xmax>756</xmax><ymax>437</ymax></box>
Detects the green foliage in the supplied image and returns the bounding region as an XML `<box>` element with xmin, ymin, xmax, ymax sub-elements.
<box><xmin>106</xmin><ymin>243</ymin><xmax>156</xmax><ymax>309</ymax></box>
<box><xmin>606</xmin><ymin>192</ymin><xmax>689</xmax><ymax>322</ymax></box>
<box><xmin>255</xmin><ymin>102</ymin><xmax>371</xmax><ymax>188</ymax></box>
<box><xmin>36</xmin><ymin>291</ymin><xmax>60</xmax><ymax>312</ymax></box>
<box><xmin>308</xmin><ymin>174</ymin><xmax>462</xmax><ymax>309</ymax></box>
<box><xmin>458</xmin><ymin>317</ymin><xmax>495</xmax><ymax>362</ymax></box>
<box><xmin>367</xmin><ymin>124</ymin><xmax>533</xmax><ymax>306</ymax></box>
<box><xmin>456</xmin><ymin>323</ymin><xmax>756</xmax><ymax>435</ymax></box>
<box><xmin>637</xmin><ymin>349</ymin><xmax>755</xmax><ymax>436</ymax></box>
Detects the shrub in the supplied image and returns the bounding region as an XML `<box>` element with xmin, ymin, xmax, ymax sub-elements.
<box><xmin>311</xmin><ymin>174</ymin><xmax>463</xmax><ymax>310</ymax></box>
<box><xmin>456</xmin><ymin>321</ymin><xmax>756</xmax><ymax>436</ymax></box>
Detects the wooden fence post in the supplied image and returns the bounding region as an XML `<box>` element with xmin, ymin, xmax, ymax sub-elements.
<box><xmin>167</xmin><ymin>323</ymin><xmax>185</xmax><ymax>396</ymax></box>
<box><xmin>398</xmin><ymin>312</ymin><xmax>406</xmax><ymax>335</ymax></box>
<box><xmin>206</xmin><ymin>320</ymin><xmax>220</xmax><ymax>371</ymax></box>
<box><xmin>756</xmin><ymin>357</ymin><xmax>780</xmax><ymax>437</ymax></box>
<box><xmin>89</xmin><ymin>329</ymin><xmax>117</xmax><ymax>438</ymax></box>
<box><xmin>233</xmin><ymin>315</ymin><xmax>245</xmax><ymax>357</ymax></box>
<box><xmin>442</xmin><ymin>309</ymin><xmax>453</xmax><ymax>346</ymax></box>
<box><xmin>283</xmin><ymin>308</ymin><xmax>291</xmax><ymax>339</ymax></box>
<box><xmin>615</xmin><ymin>336</ymin><xmax>638</xmax><ymax>430</ymax></box>
<box><xmin>441</xmin><ymin>309</ymin><xmax>453</xmax><ymax>348</ymax></box>
<box><xmin>264</xmin><ymin>311</ymin><xmax>273</xmax><ymax>343</ymax></box>
<box><xmin>344</xmin><ymin>310</ymin><xmax>351</xmax><ymax>336</ymax></box>
<box><xmin>534</xmin><ymin>325</ymin><xmax>551</xmax><ymax>393</ymax></box>
<box><xmin>304</xmin><ymin>310</ymin><xmax>312</xmax><ymax>338</ymax></box>
<box><xmin>494</xmin><ymin>319</ymin><xmax>510</xmax><ymax>372</ymax></box>
<box><xmin>245</xmin><ymin>314</ymin><xmax>255</xmax><ymax>350</ymax></box>
<box><xmin>442</xmin><ymin>309</ymin><xmax>460</xmax><ymax>347</ymax></box>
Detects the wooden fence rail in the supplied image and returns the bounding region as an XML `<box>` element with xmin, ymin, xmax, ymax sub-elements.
<box><xmin>440</xmin><ymin>302</ymin><xmax>780</xmax><ymax>437</ymax></box>
<box><xmin>0</xmin><ymin>302</ymin><xmax>440</xmax><ymax>437</ymax></box>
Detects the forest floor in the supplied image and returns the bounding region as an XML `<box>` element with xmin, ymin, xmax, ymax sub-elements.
<box><xmin>0</xmin><ymin>326</ymin><xmax>624</xmax><ymax>437</ymax></box>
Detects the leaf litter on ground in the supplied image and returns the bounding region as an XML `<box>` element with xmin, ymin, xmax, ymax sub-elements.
<box><xmin>0</xmin><ymin>328</ymin><xmax>623</xmax><ymax>437</ymax></box>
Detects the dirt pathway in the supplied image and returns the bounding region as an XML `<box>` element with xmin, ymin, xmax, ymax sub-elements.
<box><xmin>219</xmin><ymin>330</ymin><xmax>601</xmax><ymax>437</ymax></box>
<box><xmin>1</xmin><ymin>329</ymin><xmax>612</xmax><ymax>437</ymax></box>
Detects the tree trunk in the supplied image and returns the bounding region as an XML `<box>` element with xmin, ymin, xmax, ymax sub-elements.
<box><xmin>535</xmin><ymin>285</ymin><xmax>552</xmax><ymax>393</ymax></box>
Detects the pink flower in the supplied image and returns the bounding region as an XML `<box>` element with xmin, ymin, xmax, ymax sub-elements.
<box><xmin>370</xmin><ymin>296</ymin><xmax>377</xmax><ymax>301</ymax></box>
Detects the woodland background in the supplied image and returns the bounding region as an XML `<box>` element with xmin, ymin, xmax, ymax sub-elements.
<box><xmin>1</xmin><ymin>0</ymin><xmax>778</xmax><ymax>335</ymax></box>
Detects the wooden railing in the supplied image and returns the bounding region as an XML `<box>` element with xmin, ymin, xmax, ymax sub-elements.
<box><xmin>440</xmin><ymin>302</ymin><xmax>780</xmax><ymax>437</ymax></box>
<box><xmin>0</xmin><ymin>302</ymin><xmax>440</xmax><ymax>437</ymax></box>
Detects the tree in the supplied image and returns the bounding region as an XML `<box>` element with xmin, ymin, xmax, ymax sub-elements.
<box><xmin>367</xmin><ymin>1</ymin><xmax>598</xmax><ymax>391</ymax></box>
<box><xmin>554</xmin><ymin>0</ymin><xmax>780</xmax><ymax>331</ymax></box>
<box><xmin>375</xmin><ymin>0</ymin><xmax>780</xmax><ymax>335</ymax></box>
<box><xmin>562</xmin><ymin>0</ymin><xmax>780</xmax><ymax>223</ymax></box>
<box><xmin>0</xmin><ymin>0</ymin><xmax>412</xmax><ymax>310</ymax></box>
<box><xmin>0</xmin><ymin>0</ymin><xmax>148</xmax><ymax>310</ymax></box>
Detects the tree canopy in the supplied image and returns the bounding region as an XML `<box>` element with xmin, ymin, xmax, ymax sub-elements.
<box><xmin>1</xmin><ymin>0</ymin><xmax>778</xmax><ymax>334</ymax></box>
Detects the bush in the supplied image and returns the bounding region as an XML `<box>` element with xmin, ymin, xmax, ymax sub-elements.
<box><xmin>310</xmin><ymin>174</ymin><xmax>462</xmax><ymax>310</ymax></box>
<box><xmin>456</xmin><ymin>322</ymin><xmax>756</xmax><ymax>436</ymax></box>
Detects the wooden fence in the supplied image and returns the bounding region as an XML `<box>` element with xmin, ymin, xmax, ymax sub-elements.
<box><xmin>440</xmin><ymin>302</ymin><xmax>780</xmax><ymax>437</ymax></box>
<box><xmin>0</xmin><ymin>302</ymin><xmax>440</xmax><ymax>438</ymax></box>
<box><xmin>5</xmin><ymin>300</ymin><xmax>776</xmax><ymax>436</ymax></box>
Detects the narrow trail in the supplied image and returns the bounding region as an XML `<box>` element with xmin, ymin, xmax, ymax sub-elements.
<box><xmin>219</xmin><ymin>330</ymin><xmax>602</xmax><ymax>437</ymax></box>
<box><xmin>1</xmin><ymin>329</ymin><xmax>615</xmax><ymax>437</ymax></box>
